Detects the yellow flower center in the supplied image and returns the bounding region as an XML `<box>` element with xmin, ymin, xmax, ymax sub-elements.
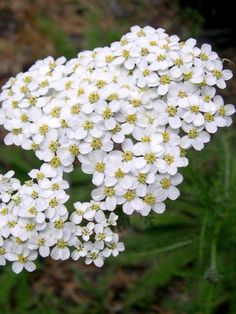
<box><xmin>213</xmin><ymin>70</ymin><xmax>222</xmax><ymax>79</ymax></box>
<box><xmin>105</xmin><ymin>55</ymin><xmax>115</xmax><ymax>63</ymax></box>
<box><xmin>115</xmin><ymin>169</ymin><xmax>125</xmax><ymax>179</ymax></box>
<box><xmin>54</xmin><ymin>219</ymin><xmax>64</xmax><ymax>229</ymax></box>
<box><xmin>145</xmin><ymin>153</ymin><xmax>156</xmax><ymax>164</ymax></box>
<box><xmin>219</xmin><ymin>106</ymin><xmax>225</xmax><ymax>116</ymax></box>
<box><xmin>18</xmin><ymin>254</ymin><xmax>28</xmax><ymax>263</ymax></box>
<box><xmin>204</xmin><ymin>112</ymin><xmax>214</xmax><ymax>122</ymax></box>
<box><xmin>138</xmin><ymin>173</ymin><xmax>147</xmax><ymax>184</ymax></box>
<box><xmin>141</xmin><ymin>48</ymin><xmax>149</xmax><ymax>56</ymax></box>
<box><xmin>175</xmin><ymin>58</ymin><xmax>183</xmax><ymax>66</ymax></box>
<box><xmin>161</xmin><ymin>178</ymin><xmax>171</xmax><ymax>189</ymax></box>
<box><xmin>103</xmin><ymin>108</ymin><xmax>113</xmax><ymax>119</ymax></box>
<box><xmin>21</xmin><ymin>114</ymin><xmax>28</xmax><ymax>122</ymax></box>
<box><xmin>50</xmin><ymin>198</ymin><xmax>59</xmax><ymax>208</ymax></box>
<box><xmin>71</xmin><ymin>104</ymin><xmax>81</xmax><ymax>115</ymax></box>
<box><xmin>126</xmin><ymin>114</ymin><xmax>137</xmax><ymax>124</ymax></box>
<box><xmin>199</xmin><ymin>53</ymin><xmax>208</xmax><ymax>61</ymax></box>
<box><xmin>156</xmin><ymin>54</ymin><xmax>166</xmax><ymax>61</ymax></box>
<box><xmin>123</xmin><ymin>151</ymin><xmax>133</xmax><ymax>161</ymax></box>
<box><xmin>95</xmin><ymin>162</ymin><xmax>105</xmax><ymax>173</ymax></box>
<box><xmin>83</xmin><ymin>120</ymin><xmax>93</xmax><ymax>130</ymax></box>
<box><xmin>190</xmin><ymin>105</ymin><xmax>200</xmax><ymax>113</ymax></box>
<box><xmin>57</xmin><ymin>240</ymin><xmax>67</xmax><ymax>248</ymax></box>
<box><xmin>122</xmin><ymin>50</ymin><xmax>130</xmax><ymax>58</ymax></box>
<box><xmin>91</xmin><ymin>138</ymin><xmax>102</xmax><ymax>149</ymax></box>
<box><xmin>162</xmin><ymin>131</ymin><xmax>170</xmax><ymax>142</ymax></box>
<box><xmin>178</xmin><ymin>91</ymin><xmax>187</xmax><ymax>98</ymax></box>
<box><xmin>88</xmin><ymin>92</ymin><xmax>100</xmax><ymax>103</ymax></box>
<box><xmin>50</xmin><ymin>107</ymin><xmax>61</xmax><ymax>118</ymax></box>
<box><xmin>69</xmin><ymin>144</ymin><xmax>80</xmax><ymax>156</ymax></box>
<box><xmin>164</xmin><ymin>154</ymin><xmax>174</xmax><ymax>165</ymax></box>
<box><xmin>130</xmin><ymin>99</ymin><xmax>141</xmax><ymax>107</ymax></box>
<box><xmin>104</xmin><ymin>187</ymin><xmax>115</xmax><ymax>197</ymax></box>
<box><xmin>160</xmin><ymin>75</ymin><xmax>170</xmax><ymax>85</ymax></box>
<box><xmin>124</xmin><ymin>190</ymin><xmax>135</xmax><ymax>201</ymax></box>
<box><xmin>12</xmin><ymin>128</ymin><xmax>22</xmax><ymax>135</ymax></box>
<box><xmin>188</xmin><ymin>128</ymin><xmax>199</xmax><ymax>139</ymax></box>
<box><xmin>144</xmin><ymin>193</ymin><xmax>156</xmax><ymax>205</ymax></box>
<box><xmin>183</xmin><ymin>71</ymin><xmax>193</xmax><ymax>81</ymax></box>
<box><xmin>167</xmin><ymin>105</ymin><xmax>177</xmax><ymax>116</ymax></box>
<box><xmin>25</xmin><ymin>223</ymin><xmax>35</xmax><ymax>231</ymax></box>
<box><xmin>50</xmin><ymin>156</ymin><xmax>61</xmax><ymax>168</ymax></box>
<box><xmin>39</xmin><ymin>124</ymin><xmax>49</xmax><ymax>135</ymax></box>
<box><xmin>48</xmin><ymin>140</ymin><xmax>59</xmax><ymax>152</ymax></box>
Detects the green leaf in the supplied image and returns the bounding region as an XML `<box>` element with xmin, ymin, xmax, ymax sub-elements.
<box><xmin>123</xmin><ymin>245</ymin><xmax>196</xmax><ymax>309</ymax></box>
<box><xmin>36</xmin><ymin>15</ymin><xmax>77</xmax><ymax>58</ymax></box>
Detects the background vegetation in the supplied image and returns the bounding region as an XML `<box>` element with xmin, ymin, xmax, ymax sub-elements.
<box><xmin>0</xmin><ymin>1</ymin><xmax>235</xmax><ymax>313</ymax></box>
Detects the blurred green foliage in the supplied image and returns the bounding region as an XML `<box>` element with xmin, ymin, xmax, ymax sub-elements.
<box><xmin>84</xmin><ymin>7</ymin><xmax>124</xmax><ymax>50</ymax></box>
<box><xmin>37</xmin><ymin>15</ymin><xmax>77</xmax><ymax>58</ymax></box>
<box><xmin>0</xmin><ymin>5</ymin><xmax>236</xmax><ymax>314</ymax></box>
<box><xmin>1</xmin><ymin>129</ymin><xmax>236</xmax><ymax>314</ymax></box>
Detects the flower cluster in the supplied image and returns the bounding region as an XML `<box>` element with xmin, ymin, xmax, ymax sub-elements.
<box><xmin>0</xmin><ymin>25</ymin><xmax>234</xmax><ymax>273</ymax></box>
<box><xmin>0</xmin><ymin>165</ymin><xmax>124</xmax><ymax>272</ymax></box>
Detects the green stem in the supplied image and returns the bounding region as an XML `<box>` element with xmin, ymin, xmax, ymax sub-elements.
<box><xmin>133</xmin><ymin>239</ymin><xmax>193</xmax><ymax>257</ymax></box>
<box><xmin>210</xmin><ymin>236</ymin><xmax>217</xmax><ymax>271</ymax></box>
<box><xmin>199</xmin><ymin>208</ymin><xmax>208</xmax><ymax>267</ymax></box>
<box><xmin>205</xmin><ymin>284</ymin><xmax>214</xmax><ymax>314</ymax></box>
<box><xmin>222</xmin><ymin>134</ymin><xmax>230</xmax><ymax>198</ymax></box>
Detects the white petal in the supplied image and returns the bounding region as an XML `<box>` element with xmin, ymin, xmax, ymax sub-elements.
<box><xmin>25</xmin><ymin>262</ymin><xmax>36</xmax><ymax>272</ymax></box>
<box><xmin>158</xmin><ymin>84</ymin><xmax>169</xmax><ymax>96</ymax></box>
<box><xmin>153</xmin><ymin>202</ymin><xmax>165</xmax><ymax>213</ymax></box>
<box><xmin>94</xmin><ymin>257</ymin><xmax>104</xmax><ymax>267</ymax></box>
<box><xmin>12</xmin><ymin>262</ymin><xmax>23</xmax><ymax>274</ymax></box>
<box><xmin>123</xmin><ymin>203</ymin><xmax>134</xmax><ymax>215</ymax></box>
<box><xmin>168</xmin><ymin>186</ymin><xmax>180</xmax><ymax>200</ymax></box>
<box><xmin>92</xmin><ymin>172</ymin><xmax>104</xmax><ymax>185</ymax></box>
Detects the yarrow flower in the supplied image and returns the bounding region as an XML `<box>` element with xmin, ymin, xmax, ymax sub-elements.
<box><xmin>0</xmin><ymin>25</ymin><xmax>235</xmax><ymax>273</ymax></box>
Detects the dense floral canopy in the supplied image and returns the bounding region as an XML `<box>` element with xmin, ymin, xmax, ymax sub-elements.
<box><xmin>0</xmin><ymin>26</ymin><xmax>234</xmax><ymax>273</ymax></box>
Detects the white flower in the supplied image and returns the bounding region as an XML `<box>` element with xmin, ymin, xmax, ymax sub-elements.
<box><xmin>92</xmin><ymin>185</ymin><xmax>119</xmax><ymax>211</ymax></box>
<box><xmin>214</xmin><ymin>96</ymin><xmax>235</xmax><ymax>127</ymax></box>
<box><xmin>181</xmin><ymin>95</ymin><xmax>206</xmax><ymax>126</ymax></box>
<box><xmin>156</xmin><ymin>173</ymin><xmax>183</xmax><ymax>200</ymax></box>
<box><xmin>103</xmin><ymin>234</ymin><xmax>125</xmax><ymax>257</ymax></box>
<box><xmin>141</xmin><ymin>185</ymin><xmax>166</xmax><ymax>216</ymax></box>
<box><xmin>79</xmin><ymin>151</ymin><xmax>107</xmax><ymax>185</ymax></box>
<box><xmin>168</xmin><ymin>82</ymin><xmax>198</xmax><ymax>108</ymax></box>
<box><xmin>29</xmin><ymin>232</ymin><xmax>55</xmax><ymax>257</ymax></box>
<box><xmin>147</xmin><ymin>47</ymin><xmax>172</xmax><ymax>71</ymax></box>
<box><xmin>79</xmin><ymin>134</ymin><xmax>113</xmax><ymax>155</ymax></box>
<box><xmin>133</xmin><ymin>142</ymin><xmax>165</xmax><ymax>172</ymax></box>
<box><xmin>205</xmin><ymin>60</ymin><xmax>233</xmax><ymax>89</ymax></box>
<box><xmin>133</xmin><ymin>60</ymin><xmax>158</xmax><ymax>88</ymax></box>
<box><xmin>111</xmin><ymin>43</ymin><xmax>140</xmax><ymax>70</ymax></box>
<box><xmin>0</xmin><ymin>25</ymin><xmax>234</xmax><ymax>272</ymax></box>
<box><xmin>70</xmin><ymin>202</ymin><xmax>90</xmax><ymax>224</ymax></box>
<box><xmin>0</xmin><ymin>171</ymin><xmax>20</xmax><ymax>202</ymax></box>
<box><xmin>50</xmin><ymin>231</ymin><xmax>75</xmax><ymax>260</ymax></box>
<box><xmin>71</xmin><ymin>239</ymin><xmax>88</xmax><ymax>260</ymax></box>
<box><xmin>155</xmin><ymin>100</ymin><xmax>183</xmax><ymax>129</ymax></box>
<box><xmin>119</xmin><ymin>188</ymin><xmax>144</xmax><ymax>215</ymax></box>
<box><xmin>162</xmin><ymin>145</ymin><xmax>188</xmax><ymax>175</ymax></box>
<box><xmin>7</xmin><ymin>249</ymin><xmax>37</xmax><ymax>273</ymax></box>
<box><xmin>0</xmin><ymin>236</ymin><xmax>7</xmax><ymax>265</ymax></box>
<box><xmin>94</xmin><ymin>224</ymin><xmax>113</xmax><ymax>242</ymax></box>
<box><xmin>85</xmin><ymin>241</ymin><xmax>104</xmax><ymax>267</ymax></box>
<box><xmin>198</xmin><ymin>43</ymin><xmax>218</xmax><ymax>65</ymax></box>
<box><xmin>104</xmin><ymin>156</ymin><xmax>133</xmax><ymax>189</ymax></box>
<box><xmin>76</xmin><ymin>222</ymin><xmax>94</xmax><ymax>242</ymax></box>
<box><xmin>181</xmin><ymin>124</ymin><xmax>210</xmax><ymax>150</ymax></box>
